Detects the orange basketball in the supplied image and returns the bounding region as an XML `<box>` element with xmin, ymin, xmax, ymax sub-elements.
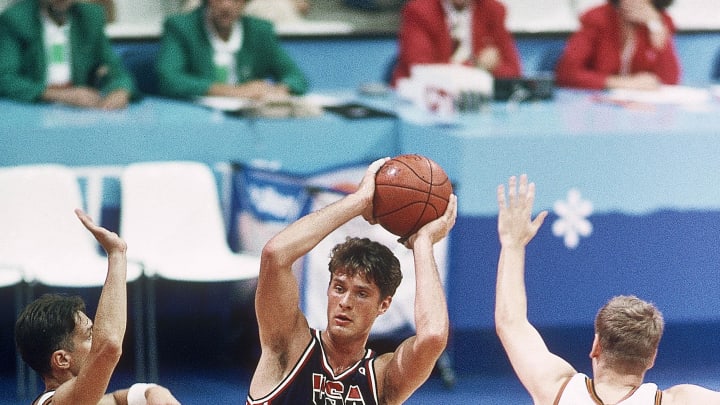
<box><xmin>373</xmin><ymin>154</ymin><xmax>453</xmax><ymax>240</ymax></box>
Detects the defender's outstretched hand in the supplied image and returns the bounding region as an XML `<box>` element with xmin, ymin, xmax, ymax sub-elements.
<box><xmin>75</xmin><ymin>209</ymin><xmax>127</xmax><ymax>256</ymax></box>
<box><xmin>497</xmin><ymin>175</ymin><xmax>547</xmax><ymax>248</ymax></box>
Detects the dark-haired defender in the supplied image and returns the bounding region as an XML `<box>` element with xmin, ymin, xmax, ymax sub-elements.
<box><xmin>15</xmin><ymin>210</ymin><xmax>179</xmax><ymax>405</ymax></box>
<box><xmin>246</xmin><ymin>158</ymin><xmax>457</xmax><ymax>404</ymax></box>
<box><xmin>495</xmin><ymin>174</ymin><xmax>720</xmax><ymax>404</ymax></box>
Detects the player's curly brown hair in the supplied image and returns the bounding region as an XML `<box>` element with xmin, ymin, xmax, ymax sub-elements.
<box><xmin>328</xmin><ymin>237</ymin><xmax>402</xmax><ymax>299</ymax></box>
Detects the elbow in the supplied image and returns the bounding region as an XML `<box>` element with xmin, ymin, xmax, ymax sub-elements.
<box><xmin>430</xmin><ymin>329</ymin><xmax>449</xmax><ymax>352</ymax></box>
<box><xmin>261</xmin><ymin>238</ymin><xmax>280</xmax><ymax>266</ymax></box>
<box><xmin>418</xmin><ymin>321</ymin><xmax>449</xmax><ymax>355</ymax></box>
<box><xmin>495</xmin><ymin>304</ymin><xmax>514</xmax><ymax>338</ymax></box>
<box><xmin>495</xmin><ymin>308</ymin><xmax>525</xmax><ymax>342</ymax></box>
<box><xmin>495</xmin><ymin>318</ymin><xmax>509</xmax><ymax>340</ymax></box>
<box><xmin>261</xmin><ymin>237</ymin><xmax>292</xmax><ymax>269</ymax></box>
<box><xmin>95</xmin><ymin>335</ymin><xmax>124</xmax><ymax>363</ymax></box>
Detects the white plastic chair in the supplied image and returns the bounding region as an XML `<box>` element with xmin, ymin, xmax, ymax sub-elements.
<box><xmin>120</xmin><ymin>161</ymin><xmax>260</xmax><ymax>282</ymax></box>
<box><xmin>0</xmin><ymin>165</ymin><xmax>144</xmax><ymax>286</ymax></box>
<box><xmin>119</xmin><ymin>161</ymin><xmax>261</xmax><ymax>379</ymax></box>
<box><xmin>0</xmin><ymin>164</ymin><xmax>146</xmax><ymax>397</ymax></box>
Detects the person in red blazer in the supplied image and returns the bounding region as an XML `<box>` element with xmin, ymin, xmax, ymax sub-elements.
<box><xmin>556</xmin><ymin>0</ymin><xmax>680</xmax><ymax>90</ymax></box>
<box><xmin>391</xmin><ymin>0</ymin><xmax>521</xmax><ymax>86</ymax></box>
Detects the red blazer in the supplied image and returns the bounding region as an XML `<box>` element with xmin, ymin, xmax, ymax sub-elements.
<box><xmin>391</xmin><ymin>0</ymin><xmax>521</xmax><ymax>85</ymax></box>
<box><xmin>555</xmin><ymin>3</ymin><xmax>680</xmax><ymax>89</ymax></box>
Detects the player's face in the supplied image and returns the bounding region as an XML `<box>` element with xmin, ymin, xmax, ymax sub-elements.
<box><xmin>207</xmin><ymin>0</ymin><xmax>245</xmax><ymax>33</ymax></box>
<box><xmin>326</xmin><ymin>272</ymin><xmax>390</xmax><ymax>339</ymax></box>
<box><xmin>66</xmin><ymin>312</ymin><xmax>93</xmax><ymax>375</ymax></box>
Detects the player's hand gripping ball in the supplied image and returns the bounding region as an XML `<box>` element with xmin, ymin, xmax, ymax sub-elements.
<box><xmin>373</xmin><ymin>154</ymin><xmax>453</xmax><ymax>240</ymax></box>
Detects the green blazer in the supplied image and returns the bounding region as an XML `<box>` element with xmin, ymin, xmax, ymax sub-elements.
<box><xmin>157</xmin><ymin>8</ymin><xmax>308</xmax><ymax>99</ymax></box>
<box><xmin>0</xmin><ymin>0</ymin><xmax>137</xmax><ymax>102</ymax></box>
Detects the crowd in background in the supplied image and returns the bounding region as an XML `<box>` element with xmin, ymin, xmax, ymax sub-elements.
<box><xmin>0</xmin><ymin>0</ymin><xmax>688</xmax><ymax>110</ymax></box>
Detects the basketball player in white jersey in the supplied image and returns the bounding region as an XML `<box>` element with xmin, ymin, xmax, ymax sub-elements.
<box><xmin>494</xmin><ymin>174</ymin><xmax>720</xmax><ymax>404</ymax></box>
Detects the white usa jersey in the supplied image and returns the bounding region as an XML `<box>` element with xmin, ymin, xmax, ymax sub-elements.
<box><xmin>555</xmin><ymin>373</ymin><xmax>662</xmax><ymax>405</ymax></box>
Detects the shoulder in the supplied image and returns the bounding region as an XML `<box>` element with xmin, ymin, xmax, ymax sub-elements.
<box><xmin>1</xmin><ymin>0</ymin><xmax>39</xmax><ymax>30</ymax></box>
<box><xmin>478</xmin><ymin>0</ymin><xmax>507</xmax><ymax>14</ymax></box>
<box><xmin>71</xmin><ymin>2</ymin><xmax>106</xmax><ymax>22</ymax></box>
<box><xmin>555</xmin><ymin>373</ymin><xmax>589</xmax><ymax>404</ymax></box>
<box><xmin>477</xmin><ymin>0</ymin><xmax>508</xmax><ymax>23</ymax></box>
<box><xmin>579</xmin><ymin>3</ymin><xmax>614</xmax><ymax>27</ymax></box>
<box><xmin>241</xmin><ymin>15</ymin><xmax>275</xmax><ymax>34</ymax></box>
<box><xmin>32</xmin><ymin>390</ymin><xmax>55</xmax><ymax>405</ymax></box>
<box><xmin>402</xmin><ymin>0</ymin><xmax>442</xmax><ymax>17</ymax></box>
<box><xmin>662</xmin><ymin>384</ymin><xmax>720</xmax><ymax>404</ymax></box>
<box><xmin>1</xmin><ymin>0</ymin><xmax>35</xmax><ymax>17</ymax></box>
<box><xmin>164</xmin><ymin>8</ymin><xmax>201</xmax><ymax>28</ymax></box>
<box><xmin>659</xmin><ymin>10</ymin><xmax>676</xmax><ymax>32</ymax></box>
<box><xmin>162</xmin><ymin>9</ymin><xmax>204</xmax><ymax>38</ymax></box>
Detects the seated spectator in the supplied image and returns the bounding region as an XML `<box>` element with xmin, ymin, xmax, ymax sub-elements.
<box><xmin>157</xmin><ymin>0</ymin><xmax>308</xmax><ymax>101</ymax></box>
<box><xmin>555</xmin><ymin>0</ymin><xmax>680</xmax><ymax>90</ymax></box>
<box><xmin>391</xmin><ymin>0</ymin><xmax>522</xmax><ymax>86</ymax></box>
<box><xmin>0</xmin><ymin>0</ymin><xmax>137</xmax><ymax>109</ymax></box>
<box><xmin>244</xmin><ymin>0</ymin><xmax>310</xmax><ymax>23</ymax></box>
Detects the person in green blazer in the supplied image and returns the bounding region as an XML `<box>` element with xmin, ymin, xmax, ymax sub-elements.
<box><xmin>157</xmin><ymin>0</ymin><xmax>309</xmax><ymax>100</ymax></box>
<box><xmin>0</xmin><ymin>0</ymin><xmax>137</xmax><ymax>109</ymax></box>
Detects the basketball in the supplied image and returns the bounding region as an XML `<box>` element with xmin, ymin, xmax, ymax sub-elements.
<box><xmin>373</xmin><ymin>154</ymin><xmax>453</xmax><ymax>240</ymax></box>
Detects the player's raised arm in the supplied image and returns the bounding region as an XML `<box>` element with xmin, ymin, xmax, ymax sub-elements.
<box><xmin>376</xmin><ymin>194</ymin><xmax>457</xmax><ymax>404</ymax></box>
<box><xmin>255</xmin><ymin>158</ymin><xmax>386</xmax><ymax>338</ymax></box>
<box><xmin>51</xmin><ymin>210</ymin><xmax>128</xmax><ymax>405</ymax></box>
<box><xmin>251</xmin><ymin>159</ymin><xmax>388</xmax><ymax>393</ymax></box>
<box><xmin>494</xmin><ymin>175</ymin><xmax>576</xmax><ymax>404</ymax></box>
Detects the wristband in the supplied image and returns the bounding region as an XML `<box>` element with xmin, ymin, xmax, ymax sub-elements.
<box><xmin>127</xmin><ymin>383</ymin><xmax>158</xmax><ymax>405</ymax></box>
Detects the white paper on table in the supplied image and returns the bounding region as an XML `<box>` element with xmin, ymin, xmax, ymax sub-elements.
<box><xmin>607</xmin><ymin>85</ymin><xmax>712</xmax><ymax>105</ymax></box>
<box><xmin>300</xmin><ymin>93</ymin><xmax>350</xmax><ymax>107</ymax></box>
<box><xmin>194</xmin><ymin>96</ymin><xmax>255</xmax><ymax>111</ymax></box>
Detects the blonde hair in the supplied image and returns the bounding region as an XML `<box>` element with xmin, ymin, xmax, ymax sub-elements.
<box><xmin>594</xmin><ymin>295</ymin><xmax>664</xmax><ymax>374</ymax></box>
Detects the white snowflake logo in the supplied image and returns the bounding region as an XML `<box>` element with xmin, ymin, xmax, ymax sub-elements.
<box><xmin>552</xmin><ymin>188</ymin><xmax>593</xmax><ymax>249</ymax></box>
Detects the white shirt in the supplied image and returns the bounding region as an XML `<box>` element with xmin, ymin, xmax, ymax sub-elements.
<box><xmin>42</xmin><ymin>12</ymin><xmax>72</xmax><ymax>86</ymax></box>
<box><xmin>205</xmin><ymin>12</ymin><xmax>243</xmax><ymax>84</ymax></box>
<box><xmin>442</xmin><ymin>0</ymin><xmax>473</xmax><ymax>64</ymax></box>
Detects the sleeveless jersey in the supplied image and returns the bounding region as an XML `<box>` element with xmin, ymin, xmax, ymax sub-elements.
<box><xmin>555</xmin><ymin>373</ymin><xmax>662</xmax><ymax>405</ymax></box>
<box><xmin>246</xmin><ymin>328</ymin><xmax>379</xmax><ymax>405</ymax></box>
<box><xmin>32</xmin><ymin>390</ymin><xmax>55</xmax><ymax>405</ymax></box>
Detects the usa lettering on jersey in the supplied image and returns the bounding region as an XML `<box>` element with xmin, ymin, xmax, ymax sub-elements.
<box><xmin>312</xmin><ymin>373</ymin><xmax>366</xmax><ymax>405</ymax></box>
